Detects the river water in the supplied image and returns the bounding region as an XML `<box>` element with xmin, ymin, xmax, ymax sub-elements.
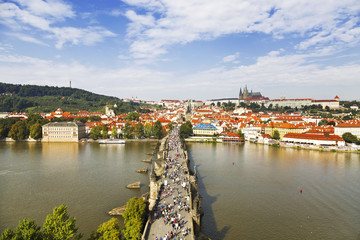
<box><xmin>187</xmin><ymin>143</ymin><xmax>360</xmax><ymax>240</ymax></box>
<box><xmin>1</xmin><ymin>142</ymin><xmax>360</xmax><ymax>239</ymax></box>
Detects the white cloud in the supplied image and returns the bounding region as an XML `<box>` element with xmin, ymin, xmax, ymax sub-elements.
<box><xmin>0</xmin><ymin>1</ymin><xmax>115</xmax><ymax>48</ymax></box>
<box><xmin>222</xmin><ymin>52</ymin><xmax>240</xmax><ymax>63</ymax></box>
<box><xmin>13</xmin><ymin>0</ymin><xmax>75</xmax><ymax>20</ymax></box>
<box><xmin>124</xmin><ymin>0</ymin><xmax>360</xmax><ymax>59</ymax></box>
<box><xmin>52</xmin><ymin>26</ymin><xmax>116</xmax><ymax>49</ymax></box>
<box><xmin>1</xmin><ymin>51</ymin><xmax>359</xmax><ymax>100</ymax></box>
<box><xmin>6</xmin><ymin>32</ymin><xmax>48</xmax><ymax>46</ymax></box>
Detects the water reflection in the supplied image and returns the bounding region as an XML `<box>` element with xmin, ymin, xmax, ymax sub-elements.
<box><xmin>188</xmin><ymin>142</ymin><xmax>360</xmax><ymax>240</ymax></box>
<box><xmin>0</xmin><ymin>142</ymin><xmax>153</xmax><ymax>238</ymax></box>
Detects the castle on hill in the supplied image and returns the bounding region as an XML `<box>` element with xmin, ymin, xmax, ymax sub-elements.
<box><xmin>239</xmin><ymin>85</ymin><xmax>263</xmax><ymax>100</ymax></box>
<box><xmin>205</xmin><ymin>85</ymin><xmax>268</xmax><ymax>105</ymax></box>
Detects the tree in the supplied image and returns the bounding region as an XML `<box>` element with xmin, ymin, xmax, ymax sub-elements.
<box><xmin>102</xmin><ymin>125</ymin><xmax>108</xmax><ymax>139</ymax></box>
<box><xmin>30</xmin><ymin>123</ymin><xmax>42</xmax><ymax>139</ymax></box>
<box><xmin>123</xmin><ymin>121</ymin><xmax>133</xmax><ymax>139</ymax></box>
<box><xmin>0</xmin><ymin>229</ymin><xmax>15</xmax><ymax>240</ymax></box>
<box><xmin>342</xmin><ymin>115</ymin><xmax>352</xmax><ymax>121</ymax></box>
<box><xmin>167</xmin><ymin>122</ymin><xmax>174</xmax><ymax>131</ymax></box>
<box><xmin>90</xmin><ymin>116</ymin><xmax>101</xmax><ymax>122</ymax></box>
<box><xmin>153</xmin><ymin>120</ymin><xmax>163</xmax><ymax>139</ymax></box>
<box><xmin>179</xmin><ymin>121</ymin><xmax>193</xmax><ymax>138</ymax></box>
<box><xmin>0</xmin><ymin>124</ymin><xmax>7</xmax><ymax>139</ymax></box>
<box><xmin>342</xmin><ymin>132</ymin><xmax>358</xmax><ymax>144</ymax></box>
<box><xmin>111</xmin><ymin>126</ymin><xmax>118</xmax><ymax>139</ymax></box>
<box><xmin>42</xmin><ymin>205</ymin><xmax>82</xmax><ymax>240</ymax></box>
<box><xmin>8</xmin><ymin>121</ymin><xmax>28</xmax><ymax>140</ymax></box>
<box><xmin>122</xmin><ymin>197</ymin><xmax>146</xmax><ymax>240</ymax></box>
<box><xmin>125</xmin><ymin>112</ymin><xmax>139</xmax><ymax>121</ymax></box>
<box><xmin>89</xmin><ymin>125</ymin><xmax>102</xmax><ymax>140</ymax></box>
<box><xmin>89</xmin><ymin>218</ymin><xmax>122</xmax><ymax>240</ymax></box>
<box><xmin>328</xmin><ymin>121</ymin><xmax>336</xmax><ymax>126</ymax></box>
<box><xmin>143</xmin><ymin>123</ymin><xmax>153</xmax><ymax>138</ymax></box>
<box><xmin>237</xmin><ymin>129</ymin><xmax>244</xmax><ymax>138</ymax></box>
<box><xmin>272</xmin><ymin>130</ymin><xmax>280</xmax><ymax>140</ymax></box>
<box><xmin>318</xmin><ymin>119</ymin><xmax>328</xmax><ymax>126</ymax></box>
<box><xmin>134</xmin><ymin>122</ymin><xmax>144</xmax><ymax>139</ymax></box>
<box><xmin>0</xmin><ymin>219</ymin><xmax>42</xmax><ymax>240</ymax></box>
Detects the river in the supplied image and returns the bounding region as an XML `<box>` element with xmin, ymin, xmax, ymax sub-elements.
<box><xmin>1</xmin><ymin>142</ymin><xmax>360</xmax><ymax>239</ymax></box>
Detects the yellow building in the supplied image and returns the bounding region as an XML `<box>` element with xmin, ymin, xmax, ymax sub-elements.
<box><xmin>264</xmin><ymin>122</ymin><xmax>306</xmax><ymax>140</ymax></box>
<box><xmin>42</xmin><ymin>122</ymin><xmax>86</xmax><ymax>142</ymax></box>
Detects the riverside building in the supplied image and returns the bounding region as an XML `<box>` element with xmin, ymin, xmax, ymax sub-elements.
<box><xmin>42</xmin><ymin>122</ymin><xmax>86</xmax><ymax>142</ymax></box>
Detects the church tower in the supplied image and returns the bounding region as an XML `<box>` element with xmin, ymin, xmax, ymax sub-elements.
<box><xmin>243</xmin><ymin>85</ymin><xmax>248</xmax><ymax>99</ymax></box>
<box><xmin>239</xmin><ymin>88</ymin><xmax>243</xmax><ymax>100</ymax></box>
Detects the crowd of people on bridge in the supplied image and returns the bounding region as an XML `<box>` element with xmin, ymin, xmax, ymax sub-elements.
<box><xmin>151</xmin><ymin>129</ymin><xmax>192</xmax><ymax>240</ymax></box>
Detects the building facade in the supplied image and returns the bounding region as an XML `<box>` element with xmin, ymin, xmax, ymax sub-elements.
<box><xmin>193</xmin><ymin>123</ymin><xmax>217</xmax><ymax>136</ymax></box>
<box><xmin>334</xmin><ymin>122</ymin><xmax>360</xmax><ymax>138</ymax></box>
<box><xmin>42</xmin><ymin>122</ymin><xmax>86</xmax><ymax>142</ymax></box>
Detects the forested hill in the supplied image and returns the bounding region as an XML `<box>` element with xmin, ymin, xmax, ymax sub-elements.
<box><xmin>0</xmin><ymin>82</ymin><xmax>147</xmax><ymax>113</ymax></box>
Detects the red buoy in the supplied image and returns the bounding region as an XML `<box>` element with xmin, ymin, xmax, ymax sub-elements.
<box><xmin>300</xmin><ymin>189</ymin><xmax>303</xmax><ymax>193</ymax></box>
<box><xmin>232</xmin><ymin>162</ymin><xmax>235</xmax><ymax>165</ymax></box>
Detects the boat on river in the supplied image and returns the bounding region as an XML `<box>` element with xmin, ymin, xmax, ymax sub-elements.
<box><xmin>99</xmin><ymin>139</ymin><xmax>126</xmax><ymax>144</ymax></box>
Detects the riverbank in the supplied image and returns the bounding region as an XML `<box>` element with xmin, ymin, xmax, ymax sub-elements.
<box><xmin>0</xmin><ymin>137</ymin><xmax>159</xmax><ymax>143</ymax></box>
<box><xmin>255</xmin><ymin>140</ymin><xmax>360</xmax><ymax>153</ymax></box>
<box><xmin>184</xmin><ymin>136</ymin><xmax>360</xmax><ymax>154</ymax></box>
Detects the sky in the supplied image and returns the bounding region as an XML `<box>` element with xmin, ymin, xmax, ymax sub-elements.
<box><xmin>0</xmin><ymin>0</ymin><xmax>360</xmax><ymax>101</ymax></box>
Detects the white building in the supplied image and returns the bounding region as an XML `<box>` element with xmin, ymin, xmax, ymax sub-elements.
<box><xmin>334</xmin><ymin>122</ymin><xmax>360</xmax><ymax>138</ymax></box>
<box><xmin>241</xmin><ymin>125</ymin><xmax>262</xmax><ymax>141</ymax></box>
<box><xmin>282</xmin><ymin>133</ymin><xmax>345</xmax><ymax>146</ymax></box>
<box><xmin>42</xmin><ymin>122</ymin><xmax>86</xmax><ymax>142</ymax></box>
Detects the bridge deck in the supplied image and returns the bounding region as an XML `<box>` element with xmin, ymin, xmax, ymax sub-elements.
<box><xmin>146</xmin><ymin>130</ymin><xmax>194</xmax><ymax>240</ymax></box>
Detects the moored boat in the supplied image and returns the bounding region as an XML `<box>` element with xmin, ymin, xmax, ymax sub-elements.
<box><xmin>99</xmin><ymin>139</ymin><xmax>126</xmax><ymax>144</ymax></box>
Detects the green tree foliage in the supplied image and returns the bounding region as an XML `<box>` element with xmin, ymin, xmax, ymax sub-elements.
<box><xmin>89</xmin><ymin>116</ymin><xmax>101</xmax><ymax>122</ymax></box>
<box><xmin>1</xmin><ymin>206</ymin><xmax>81</xmax><ymax>240</ymax></box>
<box><xmin>123</xmin><ymin>121</ymin><xmax>134</xmax><ymax>139</ymax></box>
<box><xmin>89</xmin><ymin>218</ymin><xmax>122</xmax><ymax>240</ymax></box>
<box><xmin>0</xmin><ymin>124</ymin><xmax>7</xmax><ymax>139</ymax></box>
<box><xmin>29</xmin><ymin>123</ymin><xmax>42</xmax><ymax>139</ymax></box>
<box><xmin>75</xmin><ymin>117</ymin><xmax>88</xmax><ymax>123</ymax></box>
<box><xmin>0</xmin><ymin>219</ymin><xmax>42</xmax><ymax>240</ymax></box>
<box><xmin>153</xmin><ymin>120</ymin><xmax>163</xmax><ymax>139</ymax></box>
<box><xmin>143</xmin><ymin>124</ymin><xmax>153</xmax><ymax>138</ymax></box>
<box><xmin>222</xmin><ymin>101</ymin><xmax>236</xmax><ymax>111</ymax></box>
<box><xmin>0</xmin><ymin>82</ymin><xmax>151</xmax><ymax>113</ymax></box>
<box><xmin>134</xmin><ymin>122</ymin><xmax>144</xmax><ymax>139</ymax></box>
<box><xmin>125</xmin><ymin>112</ymin><xmax>139</xmax><ymax>121</ymax></box>
<box><xmin>0</xmin><ymin>118</ymin><xmax>19</xmax><ymax>139</ymax></box>
<box><xmin>42</xmin><ymin>205</ymin><xmax>82</xmax><ymax>240</ymax></box>
<box><xmin>0</xmin><ymin>229</ymin><xmax>15</xmax><ymax>240</ymax></box>
<box><xmin>342</xmin><ymin>115</ymin><xmax>352</xmax><ymax>121</ymax></box>
<box><xmin>111</xmin><ymin>126</ymin><xmax>118</xmax><ymax>139</ymax></box>
<box><xmin>167</xmin><ymin>122</ymin><xmax>174</xmax><ymax>131</ymax></box>
<box><xmin>342</xmin><ymin>132</ymin><xmax>358</xmax><ymax>144</ymax></box>
<box><xmin>272</xmin><ymin>130</ymin><xmax>280</xmax><ymax>140</ymax></box>
<box><xmin>122</xmin><ymin>197</ymin><xmax>146</xmax><ymax>240</ymax></box>
<box><xmin>179</xmin><ymin>121</ymin><xmax>193</xmax><ymax>138</ymax></box>
<box><xmin>8</xmin><ymin>121</ymin><xmax>28</xmax><ymax>140</ymax></box>
<box><xmin>102</xmin><ymin>125</ymin><xmax>108</xmax><ymax>139</ymax></box>
<box><xmin>318</xmin><ymin>119</ymin><xmax>329</xmax><ymax>126</ymax></box>
<box><xmin>328</xmin><ymin>121</ymin><xmax>336</xmax><ymax>126</ymax></box>
<box><xmin>237</xmin><ymin>129</ymin><xmax>244</xmax><ymax>138</ymax></box>
<box><xmin>89</xmin><ymin>126</ymin><xmax>102</xmax><ymax>140</ymax></box>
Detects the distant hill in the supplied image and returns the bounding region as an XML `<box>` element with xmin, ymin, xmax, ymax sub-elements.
<box><xmin>0</xmin><ymin>82</ymin><xmax>148</xmax><ymax>113</ymax></box>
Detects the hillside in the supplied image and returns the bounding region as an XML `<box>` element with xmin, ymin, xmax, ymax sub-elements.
<box><xmin>0</xmin><ymin>82</ymin><xmax>148</xmax><ymax>113</ymax></box>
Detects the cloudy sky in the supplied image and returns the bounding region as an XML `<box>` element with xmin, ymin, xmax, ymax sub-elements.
<box><xmin>0</xmin><ymin>0</ymin><xmax>360</xmax><ymax>101</ymax></box>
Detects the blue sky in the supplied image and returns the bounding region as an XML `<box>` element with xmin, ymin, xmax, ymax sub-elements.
<box><xmin>0</xmin><ymin>0</ymin><xmax>360</xmax><ymax>101</ymax></box>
